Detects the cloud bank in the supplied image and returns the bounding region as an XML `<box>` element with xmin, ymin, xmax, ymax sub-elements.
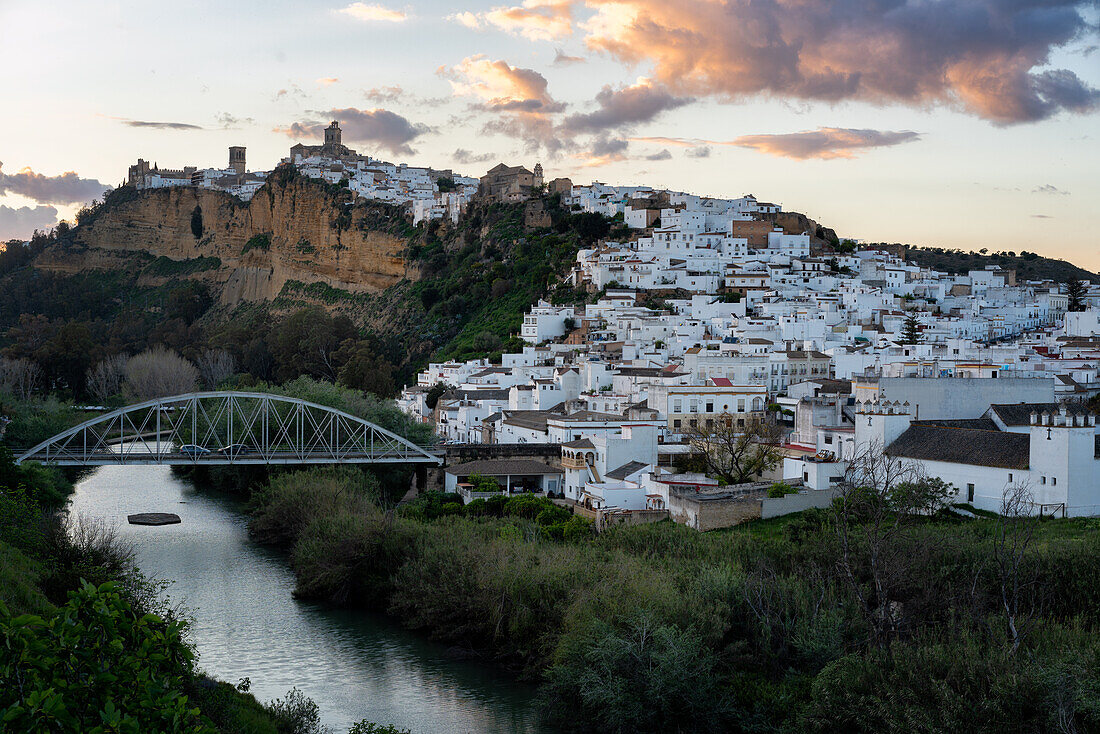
<box><xmin>276</xmin><ymin>108</ymin><xmax>430</xmax><ymax>155</ymax></box>
<box><xmin>731</xmin><ymin>128</ymin><xmax>921</xmax><ymax>160</ymax></box>
<box><xmin>564</xmin><ymin>78</ymin><xmax>691</xmax><ymax>133</ymax></box>
<box><xmin>0</xmin><ymin>163</ymin><xmax>110</xmax><ymax>205</ymax></box>
<box><xmin>579</xmin><ymin>0</ymin><xmax>1098</xmax><ymax>124</ymax></box>
<box><xmin>0</xmin><ymin>205</ymin><xmax>59</xmax><ymax>240</ymax></box>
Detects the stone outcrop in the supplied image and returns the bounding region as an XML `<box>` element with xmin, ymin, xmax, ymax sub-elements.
<box><xmin>764</xmin><ymin>211</ymin><xmax>837</xmax><ymax>247</ymax></box>
<box><xmin>70</xmin><ymin>172</ymin><xmax>415</xmax><ymax>305</ymax></box>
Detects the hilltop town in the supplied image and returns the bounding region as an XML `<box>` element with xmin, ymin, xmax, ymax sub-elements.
<box><xmin>113</xmin><ymin>124</ymin><xmax>1100</xmax><ymax>527</ymax></box>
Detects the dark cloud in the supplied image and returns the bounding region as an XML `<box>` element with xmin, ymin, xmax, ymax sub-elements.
<box><xmin>1031</xmin><ymin>214</ymin><xmax>1054</xmax><ymax>219</ymax></box>
<box><xmin>0</xmin><ymin>162</ymin><xmax>110</xmax><ymax>206</ymax></box>
<box><xmin>122</xmin><ymin>120</ymin><xmax>203</xmax><ymax>130</ymax></box>
<box><xmin>275</xmin><ymin>108</ymin><xmax>431</xmax><ymax>155</ymax></box>
<box><xmin>644</xmin><ymin>149</ymin><xmax>673</xmax><ymax>161</ymax></box>
<box><xmin>553</xmin><ymin>48</ymin><xmax>585</xmax><ymax>66</ymax></box>
<box><xmin>590</xmin><ymin>136</ymin><xmax>629</xmax><ymax>158</ymax></box>
<box><xmin>686</xmin><ymin>146</ymin><xmax>712</xmax><ymax>158</ymax></box>
<box><xmin>0</xmin><ymin>205</ymin><xmax>59</xmax><ymax>239</ymax></box>
<box><xmin>582</xmin><ymin>0</ymin><xmax>1099</xmax><ymax>124</ymax></box>
<box><xmin>453</xmin><ymin>148</ymin><xmax>496</xmax><ymax>165</ymax></box>
<box><xmin>1033</xmin><ymin>184</ymin><xmax>1070</xmax><ymax>195</ymax></box>
<box><xmin>732</xmin><ymin>128</ymin><xmax>921</xmax><ymax>160</ymax></box>
<box><xmin>564</xmin><ymin>80</ymin><xmax>691</xmax><ymax>133</ymax></box>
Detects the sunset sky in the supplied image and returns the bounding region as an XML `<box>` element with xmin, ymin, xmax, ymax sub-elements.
<box><xmin>2</xmin><ymin>0</ymin><xmax>1098</xmax><ymax>268</ymax></box>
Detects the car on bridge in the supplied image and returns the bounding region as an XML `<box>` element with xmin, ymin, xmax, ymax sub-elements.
<box><xmin>180</xmin><ymin>444</ymin><xmax>211</xmax><ymax>458</ymax></box>
<box><xmin>217</xmin><ymin>443</ymin><xmax>253</xmax><ymax>458</ymax></box>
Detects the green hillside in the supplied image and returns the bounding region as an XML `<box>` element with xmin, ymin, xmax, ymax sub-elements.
<box><xmin>0</xmin><ymin>188</ymin><xmax>613</xmax><ymax>399</ymax></box>
<box><xmin>902</xmin><ymin>245</ymin><xmax>1098</xmax><ymax>283</ymax></box>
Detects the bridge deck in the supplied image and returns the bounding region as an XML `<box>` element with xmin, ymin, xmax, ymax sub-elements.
<box><xmin>39</xmin><ymin>451</ymin><xmax>443</xmax><ymax>466</ymax></box>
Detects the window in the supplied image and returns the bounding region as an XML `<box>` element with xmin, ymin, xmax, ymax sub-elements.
<box><xmin>1041</xmin><ymin>476</ymin><xmax>1047</xmax><ymax>485</ymax></box>
<box><xmin>1008</xmin><ymin>473</ymin><xmax>1013</xmax><ymax>483</ymax></box>
<box><xmin>1052</xmin><ymin>477</ymin><xmax>1057</xmax><ymax>486</ymax></box>
<box><xmin>673</xmin><ymin>419</ymin><xmax>681</xmax><ymax>428</ymax></box>
<box><xmin>824</xmin><ymin>435</ymin><xmax>833</xmax><ymax>445</ymax></box>
<box><xmin>967</xmin><ymin>483</ymin><xmax>975</xmax><ymax>502</ymax></box>
<box><xmin>706</xmin><ymin>402</ymin><xmax>714</xmax><ymax>413</ymax></box>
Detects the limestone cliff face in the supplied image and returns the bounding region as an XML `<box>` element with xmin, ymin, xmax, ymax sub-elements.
<box><xmin>72</xmin><ymin>173</ymin><xmax>414</xmax><ymax>305</ymax></box>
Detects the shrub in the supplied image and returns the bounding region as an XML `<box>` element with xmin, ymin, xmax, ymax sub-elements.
<box><xmin>800</xmin><ymin>626</ymin><xmax>1100</xmax><ymax>733</ymax></box>
<box><xmin>767</xmin><ymin>482</ymin><xmax>798</xmax><ymax>498</ymax></box>
<box><xmin>0</xmin><ymin>581</ymin><xmax>211</xmax><ymax>733</ymax></box>
<box><xmin>541</xmin><ymin>613</ymin><xmax>731</xmax><ymax>733</ymax></box>
<box><xmin>250</xmin><ymin>468</ymin><xmax>378</xmax><ymax>547</ymax></box>
<box><xmin>242</xmin><ymin>233</ymin><xmax>272</xmax><ymax>254</ymax></box>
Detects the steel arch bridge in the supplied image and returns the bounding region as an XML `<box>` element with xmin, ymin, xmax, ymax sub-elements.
<box><xmin>14</xmin><ymin>392</ymin><xmax>442</xmax><ymax>466</ymax></box>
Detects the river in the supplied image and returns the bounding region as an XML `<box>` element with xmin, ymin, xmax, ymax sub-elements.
<box><xmin>68</xmin><ymin>462</ymin><xmax>542</xmax><ymax>734</ymax></box>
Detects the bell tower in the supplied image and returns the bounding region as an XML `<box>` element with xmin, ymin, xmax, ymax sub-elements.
<box><xmin>229</xmin><ymin>146</ymin><xmax>246</xmax><ymax>175</ymax></box>
<box><xmin>324</xmin><ymin>120</ymin><xmax>342</xmax><ymax>147</ymax></box>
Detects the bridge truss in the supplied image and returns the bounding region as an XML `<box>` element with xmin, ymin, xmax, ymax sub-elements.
<box><xmin>15</xmin><ymin>392</ymin><xmax>441</xmax><ymax>466</ymax></box>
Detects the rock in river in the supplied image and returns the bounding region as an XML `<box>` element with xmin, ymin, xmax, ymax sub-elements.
<box><xmin>127</xmin><ymin>513</ymin><xmax>181</xmax><ymax>526</ymax></box>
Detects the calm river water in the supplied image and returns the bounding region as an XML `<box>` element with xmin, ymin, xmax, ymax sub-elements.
<box><xmin>69</xmin><ymin>463</ymin><xmax>541</xmax><ymax>733</ymax></box>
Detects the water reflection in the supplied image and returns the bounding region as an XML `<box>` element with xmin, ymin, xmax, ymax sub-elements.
<box><xmin>68</xmin><ymin>463</ymin><xmax>540</xmax><ymax>733</ymax></box>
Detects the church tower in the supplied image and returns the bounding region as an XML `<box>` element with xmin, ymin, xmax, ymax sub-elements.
<box><xmin>533</xmin><ymin>162</ymin><xmax>544</xmax><ymax>186</ymax></box>
<box><xmin>229</xmin><ymin>146</ymin><xmax>246</xmax><ymax>175</ymax></box>
<box><xmin>324</xmin><ymin>120</ymin><xmax>342</xmax><ymax>147</ymax></box>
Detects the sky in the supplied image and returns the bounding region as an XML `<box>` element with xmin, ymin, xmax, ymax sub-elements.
<box><xmin>1</xmin><ymin>0</ymin><xmax>1098</xmax><ymax>269</ymax></box>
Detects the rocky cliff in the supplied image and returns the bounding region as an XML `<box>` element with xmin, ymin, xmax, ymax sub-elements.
<box><xmin>62</xmin><ymin>169</ymin><xmax>415</xmax><ymax>305</ymax></box>
<box><xmin>764</xmin><ymin>211</ymin><xmax>838</xmax><ymax>246</ymax></box>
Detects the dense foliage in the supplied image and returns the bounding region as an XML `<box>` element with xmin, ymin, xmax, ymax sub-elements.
<box><xmin>1</xmin><ymin>581</ymin><xmax>211</xmax><ymax>733</ymax></box>
<box><xmin>905</xmin><ymin>245</ymin><xmax>1097</xmax><ymax>282</ymax></box>
<box><xmin>231</xmin><ymin>465</ymin><xmax>1100</xmax><ymax>733</ymax></box>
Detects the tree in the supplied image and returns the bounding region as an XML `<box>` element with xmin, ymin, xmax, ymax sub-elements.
<box><xmin>994</xmin><ymin>482</ymin><xmax>1037</xmax><ymax>654</ymax></box>
<box><xmin>1066</xmin><ymin>278</ymin><xmax>1087</xmax><ymax>312</ymax></box>
<box><xmin>269</xmin><ymin>307</ymin><xmax>354</xmax><ymax>383</ymax></box>
<box><xmin>831</xmin><ymin>443</ymin><xmax>953</xmax><ymax>646</ymax></box>
<box><xmin>197</xmin><ymin>348</ymin><xmax>235</xmax><ymax>390</ymax></box>
<box><xmin>683</xmin><ymin>416</ymin><xmax>784</xmax><ymax>485</ymax></box>
<box><xmin>425</xmin><ymin>382</ymin><xmax>451</xmax><ymax>411</ymax></box>
<box><xmin>85</xmin><ymin>353</ymin><xmax>129</xmax><ymax>403</ymax></box>
<box><xmin>900</xmin><ymin>310</ymin><xmax>922</xmax><ymax>345</ymax></box>
<box><xmin>33</xmin><ymin>321</ymin><xmax>98</xmax><ymax>395</ymax></box>
<box><xmin>124</xmin><ymin>346</ymin><xmax>198</xmax><ymax>400</ymax></box>
<box><xmin>334</xmin><ymin>341</ymin><xmax>396</xmax><ymax>398</ymax></box>
<box><xmin>0</xmin><ymin>358</ymin><xmax>41</xmax><ymax>400</ymax></box>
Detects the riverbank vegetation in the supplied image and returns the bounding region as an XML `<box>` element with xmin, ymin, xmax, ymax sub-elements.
<box><xmin>0</xmin><ymin>393</ymin><xmax>405</xmax><ymax>733</ymax></box>
<box><xmin>235</xmin><ymin>463</ymin><xmax>1100</xmax><ymax>733</ymax></box>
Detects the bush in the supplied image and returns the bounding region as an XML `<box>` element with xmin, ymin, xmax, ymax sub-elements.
<box><xmin>290</xmin><ymin>510</ymin><xmax>410</xmax><ymax>604</ymax></box>
<box><xmin>541</xmin><ymin>613</ymin><xmax>731</xmax><ymax>733</ymax></box>
<box><xmin>801</xmin><ymin>627</ymin><xmax>1100</xmax><ymax>733</ymax></box>
<box><xmin>250</xmin><ymin>468</ymin><xmax>378</xmax><ymax>547</ymax></box>
<box><xmin>0</xmin><ymin>581</ymin><xmax>211</xmax><ymax>733</ymax></box>
<box><xmin>767</xmin><ymin>482</ymin><xmax>798</xmax><ymax>498</ymax></box>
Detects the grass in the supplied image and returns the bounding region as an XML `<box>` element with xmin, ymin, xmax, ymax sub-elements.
<box><xmin>0</xmin><ymin>541</ymin><xmax>52</xmax><ymax>616</ymax></box>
